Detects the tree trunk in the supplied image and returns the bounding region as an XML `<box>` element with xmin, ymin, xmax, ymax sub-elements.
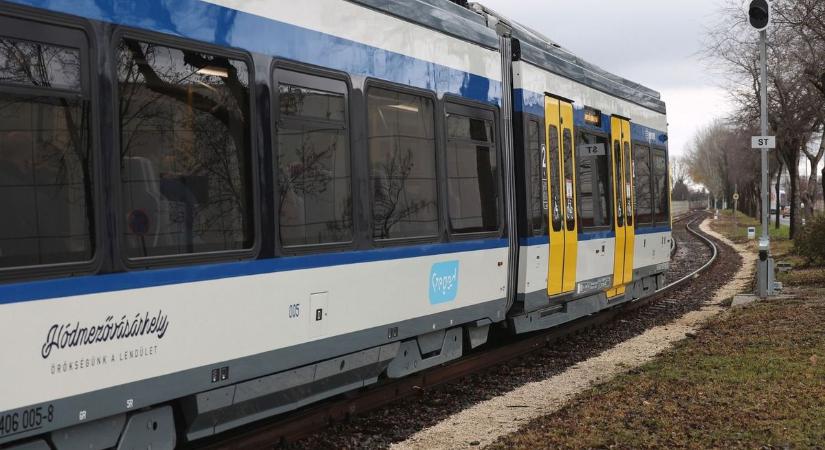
<box><xmin>819</xmin><ymin>167</ymin><xmax>825</xmax><ymax>212</ymax></box>
<box><xmin>775</xmin><ymin>161</ymin><xmax>783</xmax><ymax>229</ymax></box>
<box><xmin>803</xmin><ymin>157</ymin><xmax>820</xmax><ymax>218</ymax></box>
<box><xmin>789</xmin><ymin>163</ymin><xmax>800</xmax><ymax>238</ymax></box>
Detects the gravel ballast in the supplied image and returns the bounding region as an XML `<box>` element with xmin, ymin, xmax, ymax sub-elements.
<box><xmin>286</xmin><ymin>215</ymin><xmax>743</xmax><ymax>449</ymax></box>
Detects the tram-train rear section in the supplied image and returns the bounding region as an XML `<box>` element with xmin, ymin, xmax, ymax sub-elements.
<box><xmin>0</xmin><ymin>0</ymin><xmax>671</xmax><ymax>448</ymax></box>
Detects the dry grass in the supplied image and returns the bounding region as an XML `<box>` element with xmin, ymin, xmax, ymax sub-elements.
<box><xmin>490</xmin><ymin>287</ymin><xmax>825</xmax><ymax>449</ymax></box>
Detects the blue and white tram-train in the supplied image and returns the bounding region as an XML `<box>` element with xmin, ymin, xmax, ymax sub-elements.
<box><xmin>0</xmin><ymin>0</ymin><xmax>672</xmax><ymax>447</ymax></box>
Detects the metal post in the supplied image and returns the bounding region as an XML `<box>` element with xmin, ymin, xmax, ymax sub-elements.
<box><xmin>758</xmin><ymin>29</ymin><xmax>771</xmax><ymax>298</ymax></box>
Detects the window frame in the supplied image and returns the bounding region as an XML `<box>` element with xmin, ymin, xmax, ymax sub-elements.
<box><xmin>632</xmin><ymin>140</ymin><xmax>654</xmax><ymax>228</ymax></box>
<box><xmin>524</xmin><ymin>115</ymin><xmax>547</xmax><ymax>237</ymax></box>
<box><xmin>0</xmin><ymin>9</ymin><xmax>102</xmax><ymax>283</ymax></box>
<box><xmin>651</xmin><ymin>145</ymin><xmax>671</xmax><ymax>227</ymax></box>
<box><xmin>364</xmin><ymin>79</ymin><xmax>442</xmax><ymax>246</ymax></box>
<box><xmin>547</xmin><ymin>123</ymin><xmax>563</xmax><ymax>233</ymax></box>
<box><xmin>272</xmin><ymin>62</ymin><xmax>356</xmax><ymax>255</ymax></box>
<box><xmin>110</xmin><ymin>28</ymin><xmax>261</xmax><ymax>269</ymax></box>
<box><xmin>575</xmin><ymin>130</ymin><xmax>614</xmax><ymax>232</ymax></box>
<box><xmin>442</xmin><ymin>98</ymin><xmax>504</xmax><ymax>240</ymax></box>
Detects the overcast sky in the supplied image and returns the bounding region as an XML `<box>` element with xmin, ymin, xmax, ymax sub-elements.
<box><xmin>479</xmin><ymin>0</ymin><xmax>734</xmax><ymax>159</ymax></box>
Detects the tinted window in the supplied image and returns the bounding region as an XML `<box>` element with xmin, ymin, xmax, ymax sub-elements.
<box><xmin>576</xmin><ymin>133</ymin><xmax>612</xmax><ymax>229</ymax></box>
<box><xmin>367</xmin><ymin>88</ymin><xmax>437</xmax><ymax>240</ymax></box>
<box><xmin>0</xmin><ymin>38</ymin><xmax>81</xmax><ymax>90</ymax></box>
<box><xmin>117</xmin><ymin>40</ymin><xmax>253</xmax><ymax>258</ymax></box>
<box><xmin>279</xmin><ymin>84</ymin><xmax>345</xmax><ymax>121</ymax></box>
<box><xmin>634</xmin><ymin>144</ymin><xmax>652</xmax><ymax>225</ymax></box>
<box><xmin>528</xmin><ymin>120</ymin><xmax>547</xmax><ymax>234</ymax></box>
<box><xmin>0</xmin><ymin>37</ymin><xmax>94</xmax><ymax>269</ymax></box>
<box><xmin>446</xmin><ymin>112</ymin><xmax>498</xmax><ymax>233</ymax></box>
<box><xmin>653</xmin><ymin>149</ymin><xmax>670</xmax><ymax>224</ymax></box>
<box><xmin>613</xmin><ymin>140</ymin><xmax>624</xmax><ymax>227</ymax></box>
<box><xmin>548</xmin><ymin>125</ymin><xmax>562</xmax><ymax>232</ymax></box>
<box><xmin>562</xmin><ymin>128</ymin><xmax>575</xmax><ymax>231</ymax></box>
<box><xmin>277</xmin><ymin>80</ymin><xmax>351</xmax><ymax>247</ymax></box>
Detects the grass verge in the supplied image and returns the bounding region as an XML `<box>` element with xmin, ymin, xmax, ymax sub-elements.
<box><xmin>713</xmin><ymin>210</ymin><xmax>790</xmax><ymax>242</ymax></box>
<box><xmin>489</xmin><ymin>286</ymin><xmax>825</xmax><ymax>449</ymax></box>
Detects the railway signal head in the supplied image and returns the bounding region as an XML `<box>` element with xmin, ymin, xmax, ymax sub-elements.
<box><xmin>748</xmin><ymin>0</ymin><xmax>771</xmax><ymax>31</ymax></box>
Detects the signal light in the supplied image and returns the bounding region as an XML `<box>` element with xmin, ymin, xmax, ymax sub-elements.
<box><xmin>748</xmin><ymin>0</ymin><xmax>770</xmax><ymax>31</ymax></box>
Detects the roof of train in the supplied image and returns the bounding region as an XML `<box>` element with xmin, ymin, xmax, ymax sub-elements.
<box><xmin>347</xmin><ymin>0</ymin><xmax>666</xmax><ymax>115</ymax></box>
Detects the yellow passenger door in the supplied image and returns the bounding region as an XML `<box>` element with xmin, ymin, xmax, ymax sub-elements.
<box><xmin>608</xmin><ymin>117</ymin><xmax>634</xmax><ymax>297</ymax></box>
<box><xmin>545</xmin><ymin>96</ymin><xmax>578</xmax><ymax>296</ymax></box>
<box><xmin>621</xmin><ymin>121</ymin><xmax>635</xmax><ymax>289</ymax></box>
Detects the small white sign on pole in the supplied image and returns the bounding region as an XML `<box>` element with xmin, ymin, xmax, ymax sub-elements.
<box><xmin>751</xmin><ymin>136</ymin><xmax>776</xmax><ymax>149</ymax></box>
<box><xmin>748</xmin><ymin>227</ymin><xmax>756</xmax><ymax>239</ymax></box>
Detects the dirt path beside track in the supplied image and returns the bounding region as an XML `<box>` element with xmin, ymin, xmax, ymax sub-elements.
<box><xmin>390</xmin><ymin>219</ymin><xmax>754</xmax><ymax>450</ymax></box>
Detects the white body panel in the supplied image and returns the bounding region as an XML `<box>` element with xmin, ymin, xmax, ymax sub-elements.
<box><xmin>518</xmin><ymin>237</ymin><xmax>617</xmax><ymax>296</ymax></box>
<box><xmin>633</xmin><ymin>231</ymin><xmax>672</xmax><ymax>270</ymax></box>
<box><xmin>575</xmin><ymin>238</ymin><xmax>615</xmax><ymax>281</ymax></box>
<box><xmin>203</xmin><ymin>0</ymin><xmax>502</xmax><ymax>82</ymax></box>
<box><xmin>0</xmin><ymin>247</ymin><xmax>508</xmax><ymax>412</ymax></box>
<box><xmin>513</xmin><ymin>61</ymin><xmax>668</xmax><ymax>131</ymax></box>
<box><xmin>516</xmin><ymin>243</ymin><xmax>548</xmax><ymax>295</ymax></box>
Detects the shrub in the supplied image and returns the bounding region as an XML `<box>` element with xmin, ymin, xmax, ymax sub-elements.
<box><xmin>794</xmin><ymin>214</ymin><xmax>825</xmax><ymax>267</ymax></box>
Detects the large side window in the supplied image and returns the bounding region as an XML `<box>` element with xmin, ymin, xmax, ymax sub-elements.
<box><xmin>445</xmin><ymin>107</ymin><xmax>499</xmax><ymax>234</ymax></box>
<box><xmin>0</xmin><ymin>23</ymin><xmax>94</xmax><ymax>269</ymax></box>
<box><xmin>276</xmin><ymin>71</ymin><xmax>351</xmax><ymax>247</ymax></box>
<box><xmin>634</xmin><ymin>144</ymin><xmax>653</xmax><ymax>226</ymax></box>
<box><xmin>652</xmin><ymin>149</ymin><xmax>670</xmax><ymax>225</ymax></box>
<box><xmin>117</xmin><ymin>39</ymin><xmax>254</xmax><ymax>259</ymax></box>
<box><xmin>367</xmin><ymin>87</ymin><xmax>437</xmax><ymax>240</ymax></box>
<box><xmin>528</xmin><ymin>120</ymin><xmax>547</xmax><ymax>235</ymax></box>
<box><xmin>576</xmin><ymin>132</ymin><xmax>612</xmax><ymax>229</ymax></box>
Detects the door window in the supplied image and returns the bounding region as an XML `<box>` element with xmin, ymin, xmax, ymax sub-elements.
<box><xmin>562</xmin><ymin>128</ymin><xmax>575</xmax><ymax>231</ymax></box>
<box><xmin>613</xmin><ymin>140</ymin><xmax>624</xmax><ymax>227</ymax></box>
<box><xmin>548</xmin><ymin>125</ymin><xmax>562</xmax><ymax>232</ymax></box>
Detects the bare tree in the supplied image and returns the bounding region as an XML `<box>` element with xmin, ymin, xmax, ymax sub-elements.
<box><xmin>704</xmin><ymin>0</ymin><xmax>825</xmax><ymax>236</ymax></box>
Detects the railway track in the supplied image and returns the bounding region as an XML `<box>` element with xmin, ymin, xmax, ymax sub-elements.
<box><xmin>196</xmin><ymin>211</ymin><xmax>717</xmax><ymax>450</ymax></box>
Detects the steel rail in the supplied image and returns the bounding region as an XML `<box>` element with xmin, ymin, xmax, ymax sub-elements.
<box><xmin>195</xmin><ymin>211</ymin><xmax>717</xmax><ymax>449</ymax></box>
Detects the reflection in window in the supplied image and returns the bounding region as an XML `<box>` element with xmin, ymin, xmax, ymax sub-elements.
<box><xmin>367</xmin><ymin>88</ymin><xmax>437</xmax><ymax>240</ymax></box>
<box><xmin>548</xmin><ymin>125</ymin><xmax>562</xmax><ymax>232</ymax></box>
<box><xmin>0</xmin><ymin>38</ymin><xmax>81</xmax><ymax>90</ymax></box>
<box><xmin>277</xmin><ymin>82</ymin><xmax>351</xmax><ymax>247</ymax></box>
<box><xmin>446</xmin><ymin>113</ymin><xmax>498</xmax><ymax>233</ymax></box>
<box><xmin>528</xmin><ymin>120</ymin><xmax>547</xmax><ymax>234</ymax></box>
<box><xmin>117</xmin><ymin>40</ymin><xmax>253</xmax><ymax>258</ymax></box>
<box><xmin>653</xmin><ymin>150</ymin><xmax>670</xmax><ymax>224</ymax></box>
<box><xmin>624</xmin><ymin>142</ymin><xmax>634</xmax><ymax>227</ymax></box>
<box><xmin>562</xmin><ymin>128</ymin><xmax>575</xmax><ymax>231</ymax></box>
<box><xmin>279</xmin><ymin>85</ymin><xmax>345</xmax><ymax>121</ymax></box>
<box><xmin>0</xmin><ymin>37</ymin><xmax>93</xmax><ymax>269</ymax></box>
<box><xmin>613</xmin><ymin>141</ymin><xmax>624</xmax><ymax>227</ymax></box>
<box><xmin>634</xmin><ymin>144</ymin><xmax>652</xmax><ymax>225</ymax></box>
<box><xmin>576</xmin><ymin>133</ymin><xmax>612</xmax><ymax>229</ymax></box>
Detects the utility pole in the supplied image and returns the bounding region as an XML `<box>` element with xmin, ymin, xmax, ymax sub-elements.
<box><xmin>749</xmin><ymin>0</ymin><xmax>775</xmax><ymax>298</ymax></box>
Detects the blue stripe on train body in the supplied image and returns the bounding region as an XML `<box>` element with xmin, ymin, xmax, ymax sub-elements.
<box><xmin>0</xmin><ymin>1</ymin><xmax>669</xmax><ymax>300</ymax></box>
<box><xmin>0</xmin><ymin>239</ymin><xmax>508</xmax><ymax>305</ymax></box>
<box><xmin>2</xmin><ymin>0</ymin><xmax>502</xmax><ymax>107</ymax></box>
<box><xmin>514</xmin><ymin>88</ymin><xmax>668</xmax><ymax>145</ymax></box>
<box><xmin>0</xmin><ymin>0</ymin><xmax>506</xmax><ymax>304</ymax></box>
<box><xmin>513</xmin><ymin>87</ymin><xmax>672</xmax><ymax>245</ymax></box>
